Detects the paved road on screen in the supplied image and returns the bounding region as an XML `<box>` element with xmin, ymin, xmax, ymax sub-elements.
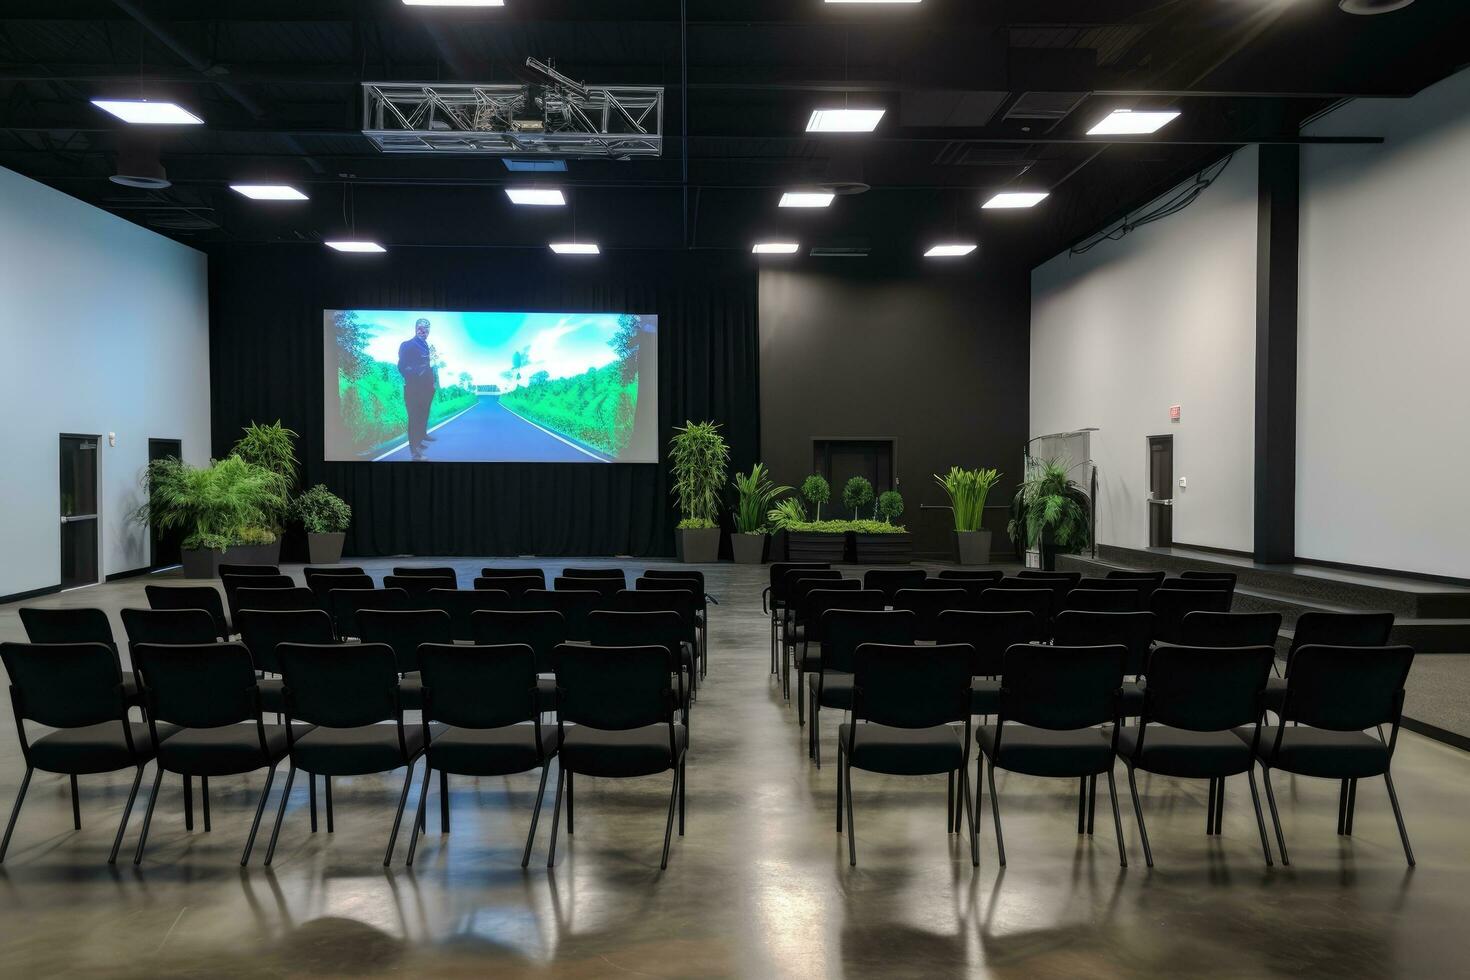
<box><xmin>378</xmin><ymin>396</ymin><xmax>608</xmax><ymax>463</ymax></box>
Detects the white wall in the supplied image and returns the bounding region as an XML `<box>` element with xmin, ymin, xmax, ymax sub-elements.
<box><xmin>1029</xmin><ymin>144</ymin><xmax>1259</xmax><ymax>553</ymax></box>
<box><xmin>1298</xmin><ymin>70</ymin><xmax>1470</xmax><ymax>579</ymax></box>
<box><xmin>0</xmin><ymin>165</ymin><xmax>210</xmax><ymax>598</ymax></box>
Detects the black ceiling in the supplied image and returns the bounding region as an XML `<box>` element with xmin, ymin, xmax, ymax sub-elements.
<box><xmin>3</xmin><ymin>0</ymin><xmax>1468</xmax><ymax>269</ymax></box>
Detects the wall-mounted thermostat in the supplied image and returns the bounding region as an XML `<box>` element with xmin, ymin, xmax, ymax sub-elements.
<box><xmin>107</xmin><ymin>432</ymin><xmax>117</xmax><ymax>447</ymax></box>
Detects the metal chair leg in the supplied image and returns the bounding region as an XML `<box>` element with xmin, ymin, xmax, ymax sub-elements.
<box><xmin>439</xmin><ymin>769</ymin><xmax>450</xmax><ymax>834</ymax></box>
<box><xmin>406</xmin><ymin>763</ymin><xmax>434</xmax><ymax>867</ymax></box>
<box><xmin>184</xmin><ymin>774</ymin><xmax>194</xmax><ymax>831</ymax></box>
<box><xmin>566</xmin><ymin>771</ymin><xmax>574</xmax><ymax>835</ymax></box>
<box><xmin>797</xmin><ymin>658</ymin><xmax>806</xmax><ymax>727</ymax></box>
<box><xmin>132</xmin><ymin>766</ymin><xmax>166</xmax><ymax>866</ymax></box>
<box><xmin>383</xmin><ymin>760</ymin><xmax>418</xmax><ymax>867</ymax></box>
<box><xmin>836</xmin><ymin>746</ymin><xmax>844</xmax><ymax>832</ymax></box>
<box><xmin>961</xmin><ymin>763</ymin><xmax>979</xmax><ymax>868</ymax></box>
<box><xmin>1106</xmin><ymin>769</ymin><xmax>1127</xmax><ymax>868</ymax></box>
<box><xmin>1088</xmin><ymin>774</ymin><xmax>1098</xmax><ymax>835</ymax></box>
<box><xmin>844</xmin><ymin>757</ymin><xmax>857</xmax><ymax>867</ymax></box>
<box><xmin>678</xmin><ymin>757</ymin><xmax>686</xmax><ymax>836</ymax></box>
<box><xmin>325</xmin><ymin>777</ymin><xmax>334</xmax><ymax>833</ymax></box>
<box><xmin>1383</xmin><ymin>771</ymin><xmax>1415</xmax><ymax>867</ymax></box>
<box><xmin>1337</xmin><ymin>779</ymin><xmax>1349</xmax><ymax>835</ymax></box>
<box><xmin>1246</xmin><ymin>769</ymin><xmax>1273</xmax><ymax>867</ymax></box>
<box><xmin>309</xmin><ymin>773</ymin><xmax>317</xmax><ymax>833</ymax></box>
<box><xmin>522</xmin><ymin>764</ymin><xmax>552</xmax><ymax>868</ymax></box>
<box><xmin>1208</xmin><ymin>777</ymin><xmax>1218</xmax><ymax>835</ymax></box>
<box><xmin>1344</xmin><ymin>779</ymin><xmax>1357</xmax><ymax>836</ymax></box>
<box><xmin>546</xmin><ymin>765</ymin><xmax>566</xmax><ymax>868</ymax></box>
<box><xmin>263</xmin><ymin>766</ymin><xmax>296</xmax><ymax>867</ymax></box>
<box><xmin>240</xmin><ymin>766</ymin><xmax>277</xmax><ymax>866</ymax></box>
<box><xmin>812</xmin><ymin>698</ymin><xmax>821</xmax><ymax>768</ymax></box>
<box><xmin>0</xmin><ymin>766</ymin><xmax>33</xmax><ymax>863</ymax></box>
<box><xmin>661</xmin><ymin>767</ymin><xmax>680</xmax><ymax>870</ymax></box>
<box><xmin>110</xmin><ymin>766</ymin><xmax>146</xmax><ymax>865</ymax></box>
<box><xmin>1126</xmin><ymin>766</ymin><xmax>1153</xmax><ymax>868</ymax></box>
<box><xmin>70</xmin><ymin>774</ymin><xmax>81</xmax><ymax>829</ymax></box>
<box><xmin>1078</xmin><ymin>776</ymin><xmax>1087</xmax><ymax>834</ymax></box>
<box><xmin>1261</xmin><ymin>767</ymin><xmax>1289</xmax><ymax>866</ymax></box>
<box><xmin>1213</xmin><ymin>777</ymin><xmax>1225</xmax><ymax>836</ymax></box>
<box><xmin>987</xmin><ymin>761</ymin><xmax>1006</xmax><ymax>867</ymax></box>
<box><xmin>201</xmin><ymin>776</ymin><xmax>211</xmax><ymax>832</ymax></box>
<box><xmin>948</xmin><ymin>771</ymin><xmax>955</xmax><ymax>833</ymax></box>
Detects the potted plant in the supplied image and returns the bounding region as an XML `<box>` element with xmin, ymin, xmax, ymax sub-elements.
<box><xmin>1009</xmin><ymin>458</ymin><xmax>1091</xmax><ymax>570</ymax></box>
<box><xmin>134</xmin><ymin>455</ymin><xmax>289</xmax><ymax>578</ymax></box>
<box><xmin>768</xmin><ymin>500</ymin><xmax>849</xmax><ymax>562</ymax></box>
<box><xmin>852</xmin><ymin>490</ymin><xmax>913</xmax><ymax>563</ymax></box>
<box><xmin>936</xmin><ymin>466</ymin><xmax>1002</xmax><ymax>565</ymax></box>
<box><xmin>294</xmin><ymin>483</ymin><xmax>353</xmax><ymax>564</ymax></box>
<box><xmin>842</xmin><ymin>476</ymin><xmax>875</xmax><ymax>519</ymax></box>
<box><xmin>669</xmin><ymin>420</ymin><xmax>729</xmax><ymax>563</ymax></box>
<box><xmin>801</xmin><ymin>474</ymin><xmax>830</xmax><ymax>520</ymax></box>
<box><xmin>231</xmin><ymin>421</ymin><xmax>300</xmax><ymax>564</ymax></box>
<box><xmin>730</xmin><ymin>463</ymin><xmax>788</xmax><ymax>564</ymax></box>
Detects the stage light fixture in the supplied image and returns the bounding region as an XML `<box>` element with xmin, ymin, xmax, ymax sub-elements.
<box><xmin>924</xmin><ymin>243</ymin><xmax>977</xmax><ymax>258</ymax></box>
<box><xmin>550</xmin><ymin>242</ymin><xmax>599</xmax><ymax>254</ymax></box>
<box><xmin>506</xmin><ymin>188</ymin><xmax>566</xmax><ymax>206</ymax></box>
<box><xmin>325</xmin><ymin>241</ymin><xmax>387</xmax><ymax>253</ymax></box>
<box><xmin>805</xmin><ymin>109</ymin><xmax>885</xmax><ymax>133</ymax></box>
<box><xmin>231</xmin><ymin>184</ymin><xmax>309</xmax><ymax>201</ymax></box>
<box><xmin>982</xmin><ymin>191</ymin><xmax>1049</xmax><ymax>209</ymax></box>
<box><xmin>780</xmin><ymin>192</ymin><xmax>835</xmax><ymax>208</ymax></box>
<box><xmin>1086</xmin><ymin>109</ymin><xmax>1180</xmax><ymax>136</ymax></box>
<box><xmin>91</xmin><ymin>99</ymin><xmax>202</xmax><ymax>125</ymax></box>
<box><xmin>753</xmin><ymin>242</ymin><xmax>800</xmax><ymax>254</ymax></box>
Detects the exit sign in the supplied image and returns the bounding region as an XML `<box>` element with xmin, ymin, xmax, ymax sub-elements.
<box><xmin>1169</xmin><ymin>405</ymin><xmax>1181</xmax><ymax>422</ymax></box>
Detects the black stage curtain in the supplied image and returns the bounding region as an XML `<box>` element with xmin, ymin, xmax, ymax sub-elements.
<box><xmin>208</xmin><ymin>246</ymin><xmax>760</xmax><ymax>558</ymax></box>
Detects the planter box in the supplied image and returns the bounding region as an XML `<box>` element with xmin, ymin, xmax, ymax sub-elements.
<box><xmin>854</xmin><ymin>532</ymin><xmax>912</xmax><ymax>565</ymax></box>
<box><xmin>307</xmin><ymin>531</ymin><xmax>347</xmax><ymax>565</ymax></box>
<box><xmin>786</xmin><ymin>531</ymin><xmax>848</xmax><ymax>563</ymax></box>
<box><xmin>223</xmin><ymin>541</ymin><xmax>281</xmax><ymax>568</ymax></box>
<box><xmin>954</xmin><ymin>529</ymin><xmax>992</xmax><ymax>565</ymax></box>
<box><xmin>677</xmin><ymin>526</ymin><xmax>722</xmax><ymax>563</ymax></box>
<box><xmin>731</xmin><ymin>533</ymin><xmax>767</xmax><ymax>564</ymax></box>
<box><xmin>180</xmin><ymin>547</ymin><xmax>225</xmax><ymax>579</ymax></box>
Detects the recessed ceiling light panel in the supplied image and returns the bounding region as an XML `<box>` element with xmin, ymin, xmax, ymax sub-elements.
<box><xmin>403</xmin><ymin>1</ymin><xmax>505</xmax><ymax>6</ymax></box>
<box><xmin>1086</xmin><ymin>109</ymin><xmax>1180</xmax><ymax>136</ymax></box>
<box><xmin>549</xmin><ymin>242</ymin><xmax>599</xmax><ymax>254</ymax></box>
<box><xmin>779</xmin><ymin>192</ymin><xmax>836</xmax><ymax>208</ymax></box>
<box><xmin>982</xmin><ymin>191</ymin><xmax>1049</xmax><ymax>210</ymax></box>
<box><xmin>231</xmin><ymin>184</ymin><xmax>309</xmax><ymax>201</ymax></box>
<box><xmin>753</xmin><ymin>242</ymin><xmax>800</xmax><ymax>254</ymax></box>
<box><xmin>805</xmin><ymin>109</ymin><xmax>885</xmax><ymax>133</ymax></box>
<box><xmin>91</xmin><ymin>99</ymin><xmax>203</xmax><ymax>125</ymax></box>
<box><xmin>924</xmin><ymin>243</ymin><xmax>977</xmax><ymax>258</ymax></box>
<box><xmin>325</xmin><ymin>241</ymin><xmax>387</xmax><ymax>253</ymax></box>
<box><xmin>506</xmin><ymin>188</ymin><xmax>566</xmax><ymax>206</ymax></box>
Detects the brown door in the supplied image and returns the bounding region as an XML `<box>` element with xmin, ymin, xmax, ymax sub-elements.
<box><xmin>1147</xmin><ymin>435</ymin><xmax>1173</xmax><ymax>548</ymax></box>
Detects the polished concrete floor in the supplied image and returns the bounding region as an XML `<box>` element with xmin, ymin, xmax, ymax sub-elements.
<box><xmin>1</xmin><ymin>558</ymin><xmax>1468</xmax><ymax>978</ymax></box>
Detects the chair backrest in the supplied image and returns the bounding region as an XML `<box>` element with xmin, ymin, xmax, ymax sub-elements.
<box><xmin>133</xmin><ymin>642</ymin><xmax>260</xmax><ymax>728</ymax></box>
<box><xmin>1017</xmin><ymin>570</ymin><xmax>1082</xmax><ymax>588</ymax></box>
<box><xmin>383</xmin><ymin>574</ymin><xmax>457</xmax><ymax>597</ymax></box>
<box><xmin>635</xmin><ymin>575</ymin><xmax>702</xmax><ymax>594</ymax></box>
<box><xmin>976</xmin><ymin>587</ymin><xmax>1053</xmax><ymax>632</ymax></box>
<box><xmin>1148</xmin><ymin>588</ymin><xmax>1232</xmax><ymax>643</ymax></box>
<box><xmin>1076</xmin><ymin>576</ymin><xmax>1150</xmax><ymax>592</ymax></box>
<box><xmin>278</xmin><ymin>642</ymin><xmax>402</xmax><ymax>728</ymax></box>
<box><xmin>782</xmin><ymin>569</ymin><xmax>844</xmax><ymax>609</ymax></box>
<box><xmin>144</xmin><ymin>585</ymin><xmax>229</xmax><ymax>639</ymax></box>
<box><xmin>473</xmin><ymin>575</ymin><xmax>544</xmax><ymax>598</ymax></box>
<box><xmin>392</xmin><ymin>566</ymin><xmax>458</xmax><ymax>584</ymax></box>
<box><xmin>237</xmin><ymin>609</ymin><xmax>336</xmax><ymax>674</ymax></box>
<box><xmin>1288</xmin><ymin>611</ymin><xmax>1395</xmax><ymax>659</ymax></box>
<box><xmin>0</xmin><ymin>642</ymin><xmax>127</xmax><ymax>729</ymax></box>
<box><xmin>769</xmin><ymin>561</ymin><xmax>830</xmax><ymax>599</ymax></box>
<box><xmin>419</xmin><ymin>643</ymin><xmax>539</xmax><ymax>730</ymax></box>
<box><xmin>936</xmin><ymin>569</ymin><xmax>1004</xmax><ymax>583</ymax></box>
<box><xmin>306</xmin><ymin>572</ymin><xmax>374</xmax><ymax>598</ymax></box>
<box><xmin>471</xmin><ymin>609</ymin><xmax>566</xmax><ymax>673</ymax></box>
<box><xmin>912</xmin><ymin>577</ymin><xmax>989</xmax><ymax>606</ymax></box>
<box><xmin>1142</xmin><ymin>644</ymin><xmax>1276</xmax><ymax>733</ymax></box>
<box><xmin>994</xmin><ymin>575</ymin><xmax>1072</xmax><ymax>607</ymax></box>
<box><xmin>1062</xmin><ymin>588</ymin><xmax>1139</xmax><ymax>613</ymax></box>
<box><xmin>218</xmin><ymin>563</ymin><xmax>280</xmax><ymax>577</ymax></box>
<box><xmin>427</xmin><ymin>588</ymin><xmax>510</xmax><ymax>640</ymax></box>
<box><xmin>552</xmin><ymin>644</ymin><xmax>677</xmax><ymax>730</ymax></box>
<box><xmin>645</xmin><ymin>568</ymin><xmax>705</xmax><ymax>590</ymax></box>
<box><xmin>1180</xmin><ymin>570</ymin><xmax>1239</xmax><ymax>588</ymax></box>
<box><xmin>1161</xmin><ymin>576</ymin><xmax>1237</xmax><ymax>595</ymax></box>
<box><xmin>479</xmin><ymin>567</ymin><xmax>547</xmax><ymax>587</ymax></box>
<box><xmin>1282</xmin><ymin>645</ymin><xmax>1415</xmax><ymax>732</ymax></box>
<box><xmin>603</xmin><ymin>590</ymin><xmax>698</xmax><ymax>639</ymax></box>
<box><xmin>555</xmin><ymin>575</ymin><xmax>622</xmax><ymax>598</ymax></box>
<box><xmin>801</xmin><ymin>589</ymin><xmax>885</xmax><ymax>643</ymax></box>
<box><xmin>303</xmin><ymin>566</ymin><xmax>366</xmax><ymax>587</ymax></box>
<box><xmin>894</xmin><ymin>588</ymin><xmax>972</xmax><ymax>639</ymax></box>
<box><xmin>235</xmin><ymin>586</ymin><xmax>320</xmax><ymax>613</ymax></box>
<box><xmin>819</xmin><ymin>610</ymin><xmax>916</xmax><ymax>675</ymax></box>
<box><xmin>121</xmin><ymin>608</ymin><xmax>219</xmax><ymax>649</ymax></box>
<box><xmin>523</xmin><ymin>589</ymin><xmax>600</xmax><ymax>640</ymax></box>
<box><xmin>1052</xmin><ymin>610</ymin><xmax>1156</xmax><ymax>676</ymax></box>
<box><xmin>788</xmin><ymin>576</ymin><xmax>859</xmax><ymax>624</ymax></box>
<box><xmin>1106</xmin><ymin>570</ymin><xmax>1166</xmax><ymax>583</ymax></box>
<box><xmin>1178</xmin><ymin>611</ymin><xmax>1282</xmax><ymax>649</ymax></box>
<box><xmin>1000</xmin><ymin>643</ymin><xmax>1126</xmax><ymax>730</ymax></box>
<box><xmin>329</xmin><ymin>587</ymin><xmax>411</xmax><ymax>638</ymax></box>
<box><xmin>588</xmin><ymin>611</ymin><xmax>686</xmax><ymax>664</ymax></box>
<box><xmin>562</xmin><ymin>567</ymin><xmax>627</xmax><ymax>581</ymax></box>
<box><xmin>934</xmin><ymin>610</ymin><xmax>1037</xmax><ymax>676</ymax></box>
<box><xmin>18</xmin><ymin>607</ymin><xmax>116</xmax><ymax>653</ymax></box>
<box><xmin>861</xmin><ymin>568</ymin><xmax>927</xmax><ymax>605</ymax></box>
<box><xmin>357</xmin><ymin>608</ymin><xmax>452</xmax><ymax>674</ymax></box>
<box><xmin>853</xmin><ymin>643</ymin><xmax>972</xmax><ymax>729</ymax></box>
<box><xmin>222</xmin><ymin>573</ymin><xmax>295</xmax><ymax>619</ymax></box>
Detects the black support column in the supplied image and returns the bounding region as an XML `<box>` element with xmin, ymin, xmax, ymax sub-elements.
<box><xmin>1254</xmin><ymin>144</ymin><xmax>1299</xmax><ymax>563</ymax></box>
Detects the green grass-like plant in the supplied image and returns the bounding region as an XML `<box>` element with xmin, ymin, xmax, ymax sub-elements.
<box><xmin>800</xmin><ymin>475</ymin><xmax>830</xmax><ymax>521</ymax></box>
<box><xmin>135</xmin><ymin>455</ymin><xmax>290</xmax><ymax>552</ymax></box>
<box><xmin>935</xmin><ymin>466</ymin><xmax>1002</xmax><ymax>532</ymax></box>
<box><xmin>731</xmin><ymin>462</ymin><xmax>789</xmax><ymax>534</ymax></box>
<box><xmin>669</xmin><ymin>420</ymin><xmax>729</xmax><ymax>526</ymax></box>
<box><xmin>294</xmin><ymin>484</ymin><xmax>352</xmax><ymax>535</ymax></box>
<box><xmin>842</xmin><ymin>476</ymin><xmax>875</xmax><ymax>519</ymax></box>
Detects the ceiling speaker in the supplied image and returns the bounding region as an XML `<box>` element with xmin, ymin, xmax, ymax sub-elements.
<box><xmin>110</xmin><ymin>137</ymin><xmax>170</xmax><ymax>189</ymax></box>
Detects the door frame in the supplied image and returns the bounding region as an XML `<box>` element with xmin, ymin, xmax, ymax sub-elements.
<box><xmin>59</xmin><ymin>432</ymin><xmax>103</xmax><ymax>590</ymax></box>
<box><xmin>1146</xmin><ymin>434</ymin><xmax>1174</xmax><ymax>549</ymax></box>
<box><xmin>810</xmin><ymin>435</ymin><xmax>900</xmax><ymax>490</ymax></box>
<box><xmin>147</xmin><ymin>438</ymin><xmax>184</xmax><ymax>570</ymax></box>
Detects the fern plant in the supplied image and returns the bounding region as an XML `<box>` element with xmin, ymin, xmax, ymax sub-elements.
<box><xmin>731</xmin><ymin>463</ymin><xmax>789</xmax><ymax>534</ymax></box>
<box><xmin>1008</xmin><ymin>458</ymin><xmax>1091</xmax><ymax>553</ymax></box>
<box><xmin>935</xmin><ymin>466</ymin><xmax>1002</xmax><ymax>532</ymax></box>
<box><xmin>766</xmin><ymin>498</ymin><xmax>810</xmax><ymax>532</ymax></box>
<box><xmin>669</xmin><ymin>420</ymin><xmax>729</xmax><ymax>528</ymax></box>
<box><xmin>135</xmin><ymin>455</ymin><xmax>290</xmax><ymax>552</ymax></box>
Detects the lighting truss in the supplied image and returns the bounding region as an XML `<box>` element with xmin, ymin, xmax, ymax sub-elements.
<box><xmin>361</xmin><ymin>76</ymin><xmax>664</xmax><ymax>159</ymax></box>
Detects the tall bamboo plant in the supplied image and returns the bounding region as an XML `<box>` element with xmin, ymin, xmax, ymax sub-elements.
<box><xmin>935</xmin><ymin>466</ymin><xmax>1002</xmax><ymax>532</ymax></box>
<box><xmin>731</xmin><ymin>463</ymin><xmax>789</xmax><ymax>534</ymax></box>
<box><xmin>669</xmin><ymin>420</ymin><xmax>729</xmax><ymax>528</ymax></box>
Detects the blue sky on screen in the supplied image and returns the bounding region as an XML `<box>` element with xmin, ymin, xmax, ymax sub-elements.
<box><xmin>353</xmin><ymin>309</ymin><xmax>634</xmax><ymax>389</ymax></box>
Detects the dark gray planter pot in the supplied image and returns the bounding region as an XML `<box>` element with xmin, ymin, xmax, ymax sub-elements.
<box><xmin>307</xmin><ymin>532</ymin><xmax>347</xmax><ymax>565</ymax></box>
<box><xmin>677</xmin><ymin>526</ymin><xmax>722</xmax><ymax>563</ymax></box>
<box><xmin>954</xmin><ymin>529</ymin><xmax>992</xmax><ymax>565</ymax></box>
<box><xmin>854</xmin><ymin>532</ymin><xmax>912</xmax><ymax>564</ymax></box>
<box><xmin>731</xmin><ymin>533</ymin><xmax>767</xmax><ymax>564</ymax></box>
<box><xmin>223</xmin><ymin>541</ymin><xmax>280</xmax><ymax>568</ymax></box>
<box><xmin>180</xmin><ymin>547</ymin><xmax>224</xmax><ymax>579</ymax></box>
<box><xmin>787</xmin><ymin>532</ymin><xmax>848</xmax><ymax>563</ymax></box>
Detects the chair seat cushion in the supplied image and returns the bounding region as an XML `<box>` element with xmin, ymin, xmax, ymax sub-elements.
<box><xmin>29</xmin><ymin>722</ymin><xmax>178</xmax><ymax>775</ymax></box>
<box><xmin>561</xmin><ymin>723</ymin><xmax>686</xmax><ymax>778</ymax></box>
<box><xmin>817</xmin><ymin>673</ymin><xmax>852</xmax><ymax>710</ymax></box>
<box><xmin>838</xmin><ymin>722</ymin><xmax>965</xmax><ymax>776</ymax></box>
<box><xmin>1239</xmin><ymin>726</ymin><xmax>1391</xmax><ymax>779</ymax></box>
<box><xmin>977</xmin><ymin>724</ymin><xmax>1115</xmax><ymax>778</ymax></box>
<box><xmin>290</xmin><ymin>723</ymin><xmax>427</xmax><ymax>776</ymax></box>
<box><xmin>971</xmin><ymin>678</ymin><xmax>999</xmax><ymax>715</ymax></box>
<box><xmin>429</xmin><ymin>723</ymin><xmax>559</xmax><ymax>776</ymax></box>
<box><xmin>157</xmin><ymin>723</ymin><xmax>308</xmax><ymax>777</ymax></box>
<box><xmin>1118</xmin><ymin>725</ymin><xmax>1254</xmax><ymax>778</ymax></box>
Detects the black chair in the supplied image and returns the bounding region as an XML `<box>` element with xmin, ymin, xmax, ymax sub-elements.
<box><xmin>472</xmin><ymin>610</ymin><xmax>567</xmax><ymax>712</ymax></box>
<box><xmin>268</xmin><ymin>642</ymin><xmax>426</xmax><ymax>866</ymax></box>
<box><xmin>935</xmin><ymin>610</ymin><xmax>1038</xmax><ymax>721</ymax></box>
<box><xmin>1119</xmin><ymin>644</ymin><xmax>1278</xmax><ymax>867</ymax></box>
<box><xmin>524</xmin><ymin>589</ymin><xmax>601</xmax><ymax>642</ymax></box>
<box><xmin>602</xmin><ymin>590</ymin><xmax>703</xmax><ymax>688</ymax></box>
<box><xmin>479</xmin><ymin>567</ymin><xmax>547</xmax><ymax>587</ymax></box>
<box><xmin>1149</xmin><ymin>588</ymin><xmax>1232</xmax><ymax>644</ymax></box>
<box><xmin>328</xmin><ymin>587</ymin><xmax>411</xmax><ymax>639</ymax></box>
<box><xmin>393</xmin><ymin>566</ymin><xmax>459</xmax><ymax>587</ymax></box>
<box><xmin>427</xmin><ymin>588</ymin><xmax>510</xmax><ymax>641</ymax></box>
<box><xmin>1181</xmin><ymin>570</ymin><xmax>1239</xmax><ymax>590</ymax></box>
<box><xmin>218</xmin><ymin>563</ymin><xmax>280</xmax><ymax>578</ymax></box>
<box><xmin>222</xmin><ymin>573</ymin><xmax>295</xmax><ymax>621</ymax></box>
<box><xmin>407</xmin><ymin>643</ymin><xmax>560</xmax><ymax>868</ymax></box>
<box><xmin>306</xmin><ymin>572</ymin><xmax>374</xmax><ymax>600</ymax></box>
<box><xmin>1245</xmin><ymin>645</ymin><xmax>1417</xmax><ymax>866</ymax></box>
<box><xmin>1162</xmin><ymin>576</ymin><xmax>1238</xmax><ymax>596</ymax></box>
<box><xmin>121</xmin><ymin>608</ymin><xmax>219</xmax><ymax>651</ymax></box>
<box><xmin>145</xmin><ymin>585</ymin><xmax>231</xmax><ymax>640</ymax></box>
<box><xmin>236</xmin><ymin>609</ymin><xmax>337</xmax><ymax>713</ymax></box>
<box><xmin>473</xmin><ymin>575</ymin><xmax>545</xmax><ymax>599</ymax></box>
<box><xmin>547</xmin><ymin>644</ymin><xmax>688</xmax><ymax>869</ymax></box>
<box><xmin>563</xmin><ymin>567</ymin><xmax>627</xmax><ymax>583</ymax></box>
<box><xmin>794</xmin><ymin>589</ymin><xmax>886</xmax><ymax>727</ymax></box>
<box><xmin>237</xmin><ymin>586</ymin><xmax>321</xmax><ymax>613</ymax></box>
<box><xmin>778</xmin><ymin>570</ymin><xmax>844</xmax><ymax>663</ymax></box>
<box><xmin>1105</xmin><ymin>569</ymin><xmax>1166</xmax><ymax>598</ymax></box>
<box><xmin>1053</xmin><ymin>611</ymin><xmax>1156</xmax><ymax>679</ymax></box>
<box><xmin>384</xmin><ymin>574</ymin><xmax>457</xmax><ymax>597</ymax></box>
<box><xmin>635</xmin><ymin>576</ymin><xmax>710</xmax><ymax>670</ymax></box>
<box><xmin>937</xmin><ymin>569</ymin><xmax>1005</xmax><ymax>583</ymax></box>
<box><xmin>1018</xmin><ymin>570</ymin><xmax>1082</xmax><ymax>588</ymax></box>
<box><xmin>763</xmin><ymin>562</ymin><xmax>831</xmax><ymax>673</ymax></box>
<box><xmin>555</xmin><ymin>575</ymin><xmax>622</xmax><ymax>599</ymax></box>
<box><xmin>912</xmin><ymin>576</ymin><xmax>990</xmax><ymax>607</ymax></box>
<box><xmin>976</xmin><ymin>588</ymin><xmax>1053</xmax><ymax>637</ymax></box>
<box><xmin>302</xmin><ymin>566</ymin><xmax>366</xmax><ymax>588</ymax></box>
<box><xmin>784</xmin><ymin>578</ymin><xmax>860</xmax><ymax>697</ymax></box>
<box><xmin>131</xmin><ymin>642</ymin><xmax>298</xmax><ymax>866</ymax></box>
<box><xmin>0</xmin><ymin>642</ymin><xmax>174</xmax><ymax>864</ymax></box>
<box><xmin>18</xmin><ymin>607</ymin><xmax>138</xmax><ymax>707</ymax></box>
<box><xmin>357</xmin><ymin>608</ymin><xmax>453</xmax><ymax>710</ymax></box>
<box><xmin>1062</xmin><ymin>589</ymin><xmax>1139</xmax><ymax>613</ymax></box>
<box><xmin>862</xmin><ymin>568</ymin><xmax>927</xmax><ymax>606</ymax></box>
<box><xmin>839</xmin><ymin>642</ymin><xmax>978</xmax><ymax>867</ymax></box>
<box><xmin>809</xmin><ymin>610</ymin><xmax>917</xmax><ymax>769</ymax></box>
<box><xmin>588</xmin><ymin>611</ymin><xmax>696</xmax><ymax>732</ymax></box>
<box><xmin>978</xmin><ymin>643</ymin><xmax>1129</xmax><ymax>867</ymax></box>
<box><xmin>893</xmin><ymin>588</ymin><xmax>971</xmax><ymax>641</ymax></box>
<box><xmin>1077</xmin><ymin>576</ymin><xmax>1151</xmax><ymax>593</ymax></box>
<box><xmin>1179</xmin><ymin>611</ymin><xmax>1282</xmax><ymax>649</ymax></box>
<box><xmin>1267</xmin><ymin>611</ymin><xmax>1397</xmax><ymax>713</ymax></box>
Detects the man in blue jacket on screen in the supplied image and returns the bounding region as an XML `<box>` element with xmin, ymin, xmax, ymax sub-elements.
<box><xmin>398</xmin><ymin>317</ymin><xmax>436</xmax><ymax>461</ymax></box>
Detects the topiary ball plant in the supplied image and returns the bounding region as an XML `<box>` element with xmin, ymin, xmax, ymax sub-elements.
<box><xmin>800</xmin><ymin>474</ymin><xmax>830</xmax><ymax>521</ymax></box>
<box><xmin>876</xmin><ymin>490</ymin><xmax>904</xmax><ymax>524</ymax></box>
<box><xmin>843</xmin><ymin>476</ymin><xmax>875</xmax><ymax>519</ymax></box>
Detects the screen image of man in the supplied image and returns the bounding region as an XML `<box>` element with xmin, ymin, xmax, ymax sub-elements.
<box><xmin>398</xmin><ymin>318</ymin><xmax>437</xmax><ymax>461</ymax></box>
